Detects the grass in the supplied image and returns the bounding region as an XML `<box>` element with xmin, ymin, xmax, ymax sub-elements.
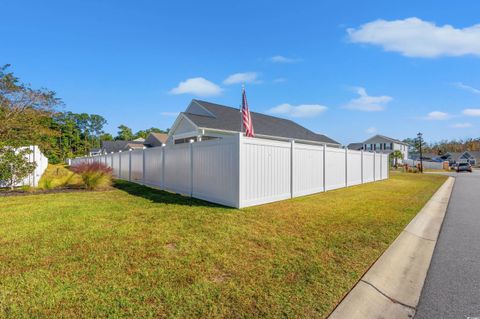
<box><xmin>37</xmin><ymin>164</ymin><xmax>83</xmax><ymax>190</ymax></box>
<box><xmin>0</xmin><ymin>172</ymin><xmax>447</xmax><ymax>318</ymax></box>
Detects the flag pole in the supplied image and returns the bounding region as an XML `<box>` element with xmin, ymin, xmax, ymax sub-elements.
<box><xmin>240</xmin><ymin>84</ymin><xmax>244</xmax><ymax>135</ymax></box>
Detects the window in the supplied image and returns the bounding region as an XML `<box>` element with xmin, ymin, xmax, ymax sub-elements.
<box><xmin>174</xmin><ymin>137</ymin><xmax>197</xmax><ymax>144</ymax></box>
<box><xmin>375</xmin><ymin>143</ymin><xmax>382</xmax><ymax>150</ymax></box>
<box><xmin>384</xmin><ymin>143</ymin><xmax>393</xmax><ymax>150</ymax></box>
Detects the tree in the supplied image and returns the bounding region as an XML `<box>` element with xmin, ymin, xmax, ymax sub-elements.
<box><xmin>99</xmin><ymin>133</ymin><xmax>113</xmax><ymax>141</ymax></box>
<box><xmin>390</xmin><ymin>150</ymin><xmax>404</xmax><ymax>167</ymax></box>
<box><xmin>115</xmin><ymin>125</ymin><xmax>134</xmax><ymax>141</ymax></box>
<box><xmin>133</xmin><ymin>127</ymin><xmax>168</xmax><ymax>139</ymax></box>
<box><xmin>0</xmin><ymin>147</ymin><xmax>37</xmax><ymax>190</ymax></box>
<box><xmin>0</xmin><ymin>64</ymin><xmax>60</xmax><ymax>148</ymax></box>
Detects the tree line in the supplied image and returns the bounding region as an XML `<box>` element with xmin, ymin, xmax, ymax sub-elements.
<box><xmin>0</xmin><ymin>65</ymin><xmax>167</xmax><ymax>164</ymax></box>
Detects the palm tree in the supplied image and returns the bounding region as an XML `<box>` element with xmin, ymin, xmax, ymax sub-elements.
<box><xmin>390</xmin><ymin>150</ymin><xmax>404</xmax><ymax>168</ymax></box>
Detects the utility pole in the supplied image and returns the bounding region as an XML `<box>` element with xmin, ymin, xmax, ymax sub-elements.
<box><xmin>417</xmin><ymin>132</ymin><xmax>423</xmax><ymax>173</ymax></box>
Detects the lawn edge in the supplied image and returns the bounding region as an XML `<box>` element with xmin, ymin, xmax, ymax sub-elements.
<box><xmin>327</xmin><ymin>176</ymin><xmax>455</xmax><ymax>319</ymax></box>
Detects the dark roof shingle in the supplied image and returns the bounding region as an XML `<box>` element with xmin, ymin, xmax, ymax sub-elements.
<box><xmin>184</xmin><ymin>100</ymin><xmax>340</xmax><ymax>145</ymax></box>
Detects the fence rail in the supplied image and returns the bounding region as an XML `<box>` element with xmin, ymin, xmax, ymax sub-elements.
<box><xmin>72</xmin><ymin>134</ymin><xmax>389</xmax><ymax>208</ymax></box>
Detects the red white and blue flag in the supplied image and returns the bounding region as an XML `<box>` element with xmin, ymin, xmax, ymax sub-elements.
<box><xmin>241</xmin><ymin>87</ymin><xmax>255</xmax><ymax>137</ymax></box>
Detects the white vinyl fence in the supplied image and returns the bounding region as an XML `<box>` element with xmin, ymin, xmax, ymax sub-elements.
<box><xmin>0</xmin><ymin>145</ymin><xmax>49</xmax><ymax>188</ymax></box>
<box><xmin>401</xmin><ymin>159</ymin><xmax>445</xmax><ymax>170</ymax></box>
<box><xmin>72</xmin><ymin>134</ymin><xmax>389</xmax><ymax>208</ymax></box>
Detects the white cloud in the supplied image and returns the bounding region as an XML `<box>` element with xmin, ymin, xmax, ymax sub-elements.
<box><xmin>267</xmin><ymin>103</ymin><xmax>327</xmax><ymax>118</ymax></box>
<box><xmin>453</xmin><ymin>82</ymin><xmax>480</xmax><ymax>95</ymax></box>
<box><xmin>343</xmin><ymin>87</ymin><xmax>392</xmax><ymax>112</ymax></box>
<box><xmin>424</xmin><ymin>111</ymin><xmax>451</xmax><ymax>120</ymax></box>
<box><xmin>169</xmin><ymin>77</ymin><xmax>222</xmax><ymax>96</ymax></box>
<box><xmin>223</xmin><ymin>72</ymin><xmax>260</xmax><ymax>85</ymax></box>
<box><xmin>160</xmin><ymin>112</ymin><xmax>179</xmax><ymax>117</ymax></box>
<box><xmin>269</xmin><ymin>55</ymin><xmax>300</xmax><ymax>63</ymax></box>
<box><xmin>366</xmin><ymin>127</ymin><xmax>377</xmax><ymax>134</ymax></box>
<box><xmin>463</xmin><ymin>108</ymin><xmax>480</xmax><ymax>116</ymax></box>
<box><xmin>347</xmin><ymin>17</ymin><xmax>480</xmax><ymax>58</ymax></box>
<box><xmin>450</xmin><ymin>122</ymin><xmax>472</xmax><ymax>128</ymax></box>
<box><xmin>273</xmin><ymin>77</ymin><xmax>287</xmax><ymax>83</ymax></box>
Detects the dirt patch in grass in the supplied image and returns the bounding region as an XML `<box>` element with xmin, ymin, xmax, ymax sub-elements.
<box><xmin>0</xmin><ymin>172</ymin><xmax>447</xmax><ymax>318</ymax></box>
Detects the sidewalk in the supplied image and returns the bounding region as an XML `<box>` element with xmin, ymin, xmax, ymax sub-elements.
<box><xmin>328</xmin><ymin>177</ymin><xmax>454</xmax><ymax>319</ymax></box>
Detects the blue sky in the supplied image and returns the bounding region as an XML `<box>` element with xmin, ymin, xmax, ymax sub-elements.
<box><xmin>3</xmin><ymin>0</ymin><xmax>480</xmax><ymax>144</ymax></box>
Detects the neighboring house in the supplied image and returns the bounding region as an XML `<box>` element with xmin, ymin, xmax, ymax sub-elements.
<box><xmin>144</xmin><ymin>132</ymin><xmax>168</xmax><ymax>147</ymax></box>
<box><xmin>166</xmin><ymin>99</ymin><xmax>340</xmax><ymax>146</ymax></box>
<box><xmin>93</xmin><ymin>133</ymin><xmax>168</xmax><ymax>155</ymax></box>
<box><xmin>347</xmin><ymin>134</ymin><xmax>409</xmax><ymax>160</ymax></box>
<box><xmin>422</xmin><ymin>151</ymin><xmax>479</xmax><ymax>166</ymax></box>
<box><xmin>100</xmin><ymin>140</ymin><xmax>145</xmax><ymax>154</ymax></box>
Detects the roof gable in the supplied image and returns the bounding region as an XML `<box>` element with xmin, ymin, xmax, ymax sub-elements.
<box><xmin>182</xmin><ymin>100</ymin><xmax>340</xmax><ymax>145</ymax></box>
<box><xmin>363</xmin><ymin>134</ymin><xmax>407</xmax><ymax>145</ymax></box>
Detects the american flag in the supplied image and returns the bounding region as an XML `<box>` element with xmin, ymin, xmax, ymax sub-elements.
<box><xmin>241</xmin><ymin>87</ymin><xmax>255</xmax><ymax>137</ymax></box>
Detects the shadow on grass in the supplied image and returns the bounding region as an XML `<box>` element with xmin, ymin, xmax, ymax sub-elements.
<box><xmin>113</xmin><ymin>179</ymin><xmax>224</xmax><ymax>208</ymax></box>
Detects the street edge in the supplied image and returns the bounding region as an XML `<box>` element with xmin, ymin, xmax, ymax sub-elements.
<box><xmin>328</xmin><ymin>176</ymin><xmax>455</xmax><ymax>319</ymax></box>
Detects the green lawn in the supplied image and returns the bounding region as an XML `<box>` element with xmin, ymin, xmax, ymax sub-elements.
<box><xmin>0</xmin><ymin>172</ymin><xmax>447</xmax><ymax>318</ymax></box>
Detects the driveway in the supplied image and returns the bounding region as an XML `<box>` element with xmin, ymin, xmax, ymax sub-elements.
<box><xmin>415</xmin><ymin>170</ymin><xmax>480</xmax><ymax>318</ymax></box>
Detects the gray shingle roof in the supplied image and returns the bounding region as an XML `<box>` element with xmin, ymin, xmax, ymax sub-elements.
<box><xmin>101</xmin><ymin>140</ymin><xmax>144</xmax><ymax>153</ymax></box>
<box><xmin>347</xmin><ymin>143</ymin><xmax>363</xmax><ymax>150</ymax></box>
<box><xmin>183</xmin><ymin>100</ymin><xmax>340</xmax><ymax>145</ymax></box>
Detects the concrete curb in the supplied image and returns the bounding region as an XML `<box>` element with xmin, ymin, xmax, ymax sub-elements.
<box><xmin>328</xmin><ymin>177</ymin><xmax>455</xmax><ymax>319</ymax></box>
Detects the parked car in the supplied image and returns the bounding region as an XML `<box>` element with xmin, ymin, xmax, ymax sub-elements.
<box><xmin>455</xmin><ymin>162</ymin><xmax>472</xmax><ymax>173</ymax></box>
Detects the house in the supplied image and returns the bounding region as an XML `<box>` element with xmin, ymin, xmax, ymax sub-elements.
<box><xmin>423</xmin><ymin>151</ymin><xmax>479</xmax><ymax>166</ymax></box>
<box><xmin>166</xmin><ymin>99</ymin><xmax>340</xmax><ymax>146</ymax></box>
<box><xmin>143</xmin><ymin>132</ymin><xmax>168</xmax><ymax>147</ymax></box>
<box><xmin>347</xmin><ymin>134</ymin><xmax>409</xmax><ymax>160</ymax></box>
<box><xmin>91</xmin><ymin>133</ymin><xmax>168</xmax><ymax>155</ymax></box>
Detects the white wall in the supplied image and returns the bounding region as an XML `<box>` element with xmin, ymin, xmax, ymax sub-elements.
<box><xmin>72</xmin><ymin>134</ymin><xmax>390</xmax><ymax>208</ymax></box>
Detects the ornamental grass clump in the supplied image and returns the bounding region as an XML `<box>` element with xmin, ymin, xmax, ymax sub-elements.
<box><xmin>70</xmin><ymin>162</ymin><xmax>112</xmax><ymax>190</ymax></box>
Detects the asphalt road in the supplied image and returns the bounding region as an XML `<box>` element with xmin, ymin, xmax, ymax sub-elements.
<box><xmin>415</xmin><ymin>170</ymin><xmax>480</xmax><ymax>318</ymax></box>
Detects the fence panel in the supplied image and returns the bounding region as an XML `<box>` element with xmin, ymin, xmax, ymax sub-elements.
<box><xmin>374</xmin><ymin>153</ymin><xmax>381</xmax><ymax>180</ymax></box>
<box><xmin>293</xmin><ymin>143</ymin><xmax>324</xmax><ymax>197</ymax></box>
<box><xmin>362</xmin><ymin>152</ymin><xmax>374</xmax><ymax>183</ymax></box>
<box><xmin>112</xmin><ymin>153</ymin><xmax>120</xmax><ymax>177</ymax></box>
<box><xmin>119</xmin><ymin>152</ymin><xmax>130</xmax><ymax>180</ymax></box>
<box><xmin>192</xmin><ymin>137</ymin><xmax>239</xmax><ymax>207</ymax></box>
<box><xmin>71</xmin><ymin>136</ymin><xmax>391</xmax><ymax>208</ymax></box>
<box><xmin>130</xmin><ymin>149</ymin><xmax>144</xmax><ymax>183</ymax></box>
<box><xmin>325</xmin><ymin>147</ymin><xmax>346</xmax><ymax>191</ymax></box>
<box><xmin>240</xmin><ymin>138</ymin><xmax>291</xmax><ymax>207</ymax></box>
<box><xmin>144</xmin><ymin>147</ymin><xmax>163</xmax><ymax>187</ymax></box>
<box><xmin>347</xmin><ymin>150</ymin><xmax>362</xmax><ymax>186</ymax></box>
<box><xmin>381</xmin><ymin>155</ymin><xmax>389</xmax><ymax>179</ymax></box>
<box><xmin>105</xmin><ymin>154</ymin><xmax>112</xmax><ymax>168</ymax></box>
<box><xmin>163</xmin><ymin>143</ymin><xmax>191</xmax><ymax>195</ymax></box>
